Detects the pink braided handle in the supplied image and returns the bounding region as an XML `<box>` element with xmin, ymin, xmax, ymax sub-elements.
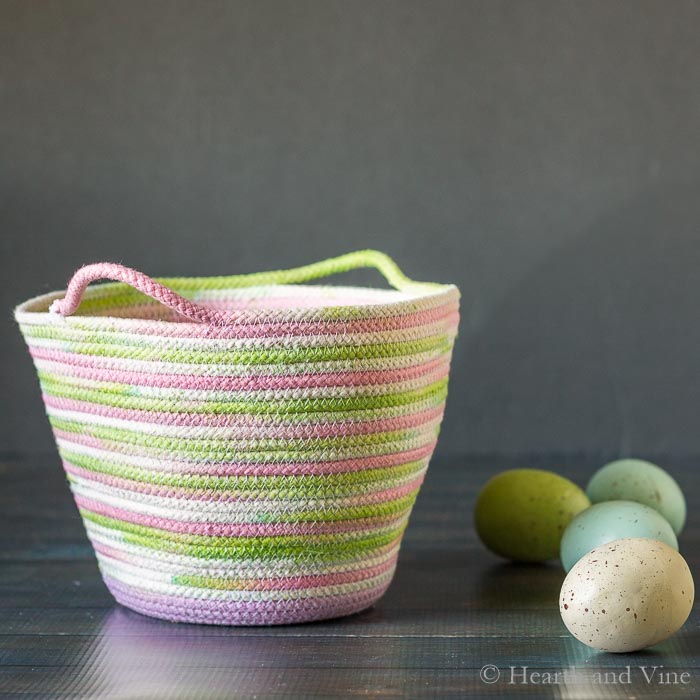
<box><xmin>49</xmin><ymin>263</ymin><xmax>229</xmax><ymax>324</ymax></box>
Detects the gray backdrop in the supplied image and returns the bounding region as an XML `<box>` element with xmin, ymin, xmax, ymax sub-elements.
<box><xmin>3</xmin><ymin>0</ymin><xmax>700</xmax><ymax>457</ymax></box>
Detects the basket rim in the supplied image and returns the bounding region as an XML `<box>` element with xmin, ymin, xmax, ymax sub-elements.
<box><xmin>15</xmin><ymin>281</ymin><xmax>460</xmax><ymax>329</ymax></box>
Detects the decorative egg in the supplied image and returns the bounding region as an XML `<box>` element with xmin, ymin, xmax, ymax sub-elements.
<box><xmin>474</xmin><ymin>469</ymin><xmax>590</xmax><ymax>562</ymax></box>
<box><xmin>586</xmin><ymin>459</ymin><xmax>686</xmax><ymax>535</ymax></box>
<box><xmin>560</xmin><ymin>500</ymin><xmax>678</xmax><ymax>572</ymax></box>
<box><xmin>560</xmin><ymin>537</ymin><xmax>694</xmax><ymax>652</ymax></box>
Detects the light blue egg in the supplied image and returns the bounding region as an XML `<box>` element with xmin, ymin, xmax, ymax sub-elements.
<box><xmin>560</xmin><ymin>500</ymin><xmax>678</xmax><ymax>572</ymax></box>
<box><xmin>586</xmin><ymin>459</ymin><xmax>686</xmax><ymax>535</ymax></box>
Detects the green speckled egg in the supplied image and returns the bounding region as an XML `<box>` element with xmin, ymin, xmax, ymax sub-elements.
<box><xmin>474</xmin><ymin>469</ymin><xmax>590</xmax><ymax>562</ymax></box>
<box><xmin>560</xmin><ymin>500</ymin><xmax>678</xmax><ymax>572</ymax></box>
<box><xmin>586</xmin><ymin>459</ymin><xmax>686</xmax><ymax>535</ymax></box>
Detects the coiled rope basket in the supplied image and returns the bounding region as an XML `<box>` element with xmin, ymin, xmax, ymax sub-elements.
<box><xmin>15</xmin><ymin>250</ymin><xmax>460</xmax><ymax>625</ymax></box>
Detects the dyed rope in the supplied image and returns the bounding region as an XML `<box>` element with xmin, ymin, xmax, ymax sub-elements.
<box><xmin>16</xmin><ymin>250</ymin><xmax>459</xmax><ymax>625</ymax></box>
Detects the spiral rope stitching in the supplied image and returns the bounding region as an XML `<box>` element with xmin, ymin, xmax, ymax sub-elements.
<box><xmin>16</xmin><ymin>250</ymin><xmax>460</xmax><ymax>625</ymax></box>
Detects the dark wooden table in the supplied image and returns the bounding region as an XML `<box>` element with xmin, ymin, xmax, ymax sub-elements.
<box><xmin>1</xmin><ymin>453</ymin><xmax>698</xmax><ymax>699</ymax></box>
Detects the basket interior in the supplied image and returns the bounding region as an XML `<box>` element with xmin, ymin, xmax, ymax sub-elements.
<box><xmin>20</xmin><ymin>283</ymin><xmax>423</xmax><ymax>322</ymax></box>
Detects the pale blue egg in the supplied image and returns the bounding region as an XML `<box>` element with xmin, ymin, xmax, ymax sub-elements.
<box><xmin>560</xmin><ymin>500</ymin><xmax>678</xmax><ymax>572</ymax></box>
<box><xmin>586</xmin><ymin>459</ymin><xmax>686</xmax><ymax>535</ymax></box>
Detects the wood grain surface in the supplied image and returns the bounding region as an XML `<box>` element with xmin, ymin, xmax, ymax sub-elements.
<box><xmin>1</xmin><ymin>453</ymin><xmax>698</xmax><ymax>699</ymax></box>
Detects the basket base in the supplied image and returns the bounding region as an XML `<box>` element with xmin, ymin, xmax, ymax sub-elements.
<box><xmin>102</xmin><ymin>574</ymin><xmax>392</xmax><ymax>626</ymax></box>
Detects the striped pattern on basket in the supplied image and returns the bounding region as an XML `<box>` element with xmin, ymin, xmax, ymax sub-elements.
<box><xmin>15</xmin><ymin>251</ymin><xmax>459</xmax><ymax>625</ymax></box>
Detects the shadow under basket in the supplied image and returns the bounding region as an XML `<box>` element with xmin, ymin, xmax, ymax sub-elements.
<box><xmin>15</xmin><ymin>250</ymin><xmax>460</xmax><ymax>625</ymax></box>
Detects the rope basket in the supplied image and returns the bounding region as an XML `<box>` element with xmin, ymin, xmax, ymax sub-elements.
<box><xmin>15</xmin><ymin>250</ymin><xmax>460</xmax><ymax>625</ymax></box>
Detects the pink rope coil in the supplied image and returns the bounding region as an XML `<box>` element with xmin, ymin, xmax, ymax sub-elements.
<box><xmin>49</xmin><ymin>263</ymin><xmax>228</xmax><ymax>325</ymax></box>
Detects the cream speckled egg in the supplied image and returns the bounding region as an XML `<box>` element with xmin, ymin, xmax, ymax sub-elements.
<box><xmin>560</xmin><ymin>537</ymin><xmax>694</xmax><ymax>652</ymax></box>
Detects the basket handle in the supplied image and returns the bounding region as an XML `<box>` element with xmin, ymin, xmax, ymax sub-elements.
<box><xmin>49</xmin><ymin>250</ymin><xmax>425</xmax><ymax>324</ymax></box>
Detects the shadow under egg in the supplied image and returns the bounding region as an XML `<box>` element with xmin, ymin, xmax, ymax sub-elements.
<box><xmin>473</xmin><ymin>561</ymin><xmax>566</xmax><ymax>609</ymax></box>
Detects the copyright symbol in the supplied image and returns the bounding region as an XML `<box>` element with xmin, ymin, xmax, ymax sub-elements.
<box><xmin>480</xmin><ymin>665</ymin><xmax>500</xmax><ymax>684</ymax></box>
